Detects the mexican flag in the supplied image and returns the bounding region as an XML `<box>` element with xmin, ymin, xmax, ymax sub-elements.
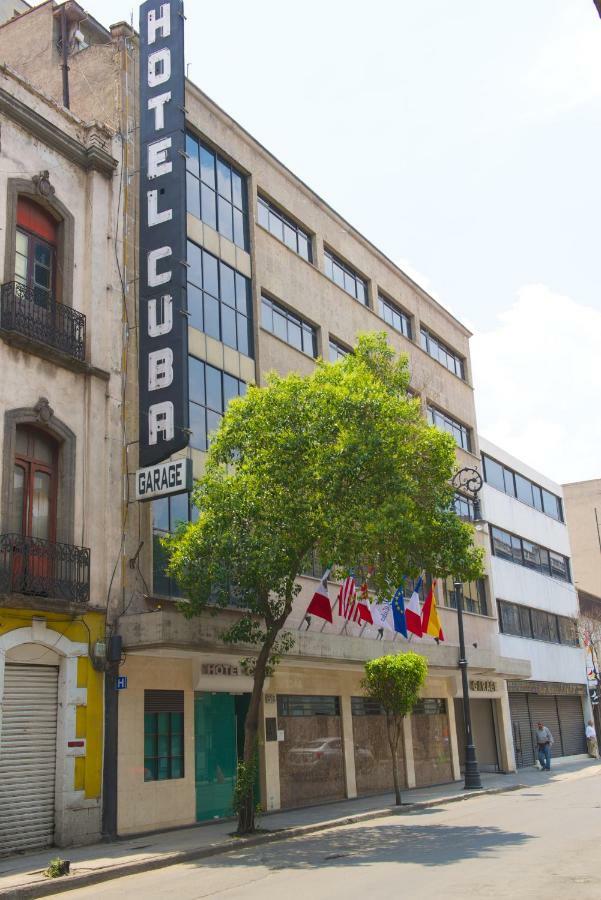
<box><xmin>306</xmin><ymin>569</ymin><xmax>333</xmax><ymax>623</ymax></box>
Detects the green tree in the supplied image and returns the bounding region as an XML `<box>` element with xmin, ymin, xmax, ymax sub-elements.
<box><xmin>167</xmin><ymin>332</ymin><xmax>483</xmax><ymax>834</ymax></box>
<box><xmin>362</xmin><ymin>652</ymin><xmax>428</xmax><ymax>805</ymax></box>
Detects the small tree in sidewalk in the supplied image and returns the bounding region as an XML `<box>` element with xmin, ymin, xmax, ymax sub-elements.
<box><xmin>362</xmin><ymin>652</ymin><xmax>428</xmax><ymax>805</ymax></box>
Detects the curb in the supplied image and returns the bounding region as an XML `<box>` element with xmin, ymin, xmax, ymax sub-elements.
<box><xmin>1</xmin><ymin>784</ymin><xmax>526</xmax><ymax>899</ymax></box>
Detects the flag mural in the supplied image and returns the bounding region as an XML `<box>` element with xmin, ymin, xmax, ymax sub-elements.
<box><xmin>421</xmin><ymin>580</ymin><xmax>444</xmax><ymax>642</ymax></box>
<box><xmin>405</xmin><ymin>576</ymin><xmax>424</xmax><ymax>637</ymax></box>
<box><xmin>305</xmin><ymin>568</ymin><xmax>333</xmax><ymax>623</ymax></box>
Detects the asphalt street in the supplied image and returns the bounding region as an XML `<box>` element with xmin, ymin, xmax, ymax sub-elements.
<box><xmin>56</xmin><ymin>765</ymin><xmax>601</xmax><ymax>900</ymax></box>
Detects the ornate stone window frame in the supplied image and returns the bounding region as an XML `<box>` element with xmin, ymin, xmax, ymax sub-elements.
<box><xmin>1</xmin><ymin>400</ymin><xmax>76</xmax><ymax>545</ymax></box>
<box><xmin>3</xmin><ymin>176</ymin><xmax>75</xmax><ymax>308</ymax></box>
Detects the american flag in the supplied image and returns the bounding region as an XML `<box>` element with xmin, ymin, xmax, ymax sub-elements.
<box><xmin>337</xmin><ymin>576</ymin><xmax>358</xmax><ymax>621</ymax></box>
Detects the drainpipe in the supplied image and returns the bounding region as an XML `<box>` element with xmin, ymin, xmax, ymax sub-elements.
<box><xmin>61</xmin><ymin>6</ymin><xmax>70</xmax><ymax>109</ymax></box>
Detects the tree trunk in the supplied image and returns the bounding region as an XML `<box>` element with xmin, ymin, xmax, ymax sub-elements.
<box><xmin>386</xmin><ymin>714</ymin><xmax>402</xmax><ymax>806</ymax></box>
<box><xmin>237</xmin><ymin>635</ymin><xmax>273</xmax><ymax>834</ymax></box>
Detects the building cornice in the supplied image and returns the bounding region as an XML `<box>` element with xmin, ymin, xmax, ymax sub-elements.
<box><xmin>0</xmin><ymin>86</ymin><xmax>117</xmax><ymax>177</ymax></box>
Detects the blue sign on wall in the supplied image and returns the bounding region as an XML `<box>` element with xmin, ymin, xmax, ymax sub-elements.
<box><xmin>116</xmin><ymin>676</ymin><xmax>128</xmax><ymax>691</ymax></box>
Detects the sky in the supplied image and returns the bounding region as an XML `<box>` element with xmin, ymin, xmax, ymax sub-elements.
<box><xmin>72</xmin><ymin>0</ymin><xmax>601</xmax><ymax>483</ymax></box>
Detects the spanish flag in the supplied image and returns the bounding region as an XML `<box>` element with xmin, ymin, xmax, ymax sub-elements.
<box><xmin>421</xmin><ymin>580</ymin><xmax>444</xmax><ymax>642</ymax></box>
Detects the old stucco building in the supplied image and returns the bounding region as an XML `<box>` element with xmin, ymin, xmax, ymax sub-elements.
<box><xmin>0</xmin><ymin>0</ymin><xmax>131</xmax><ymax>853</ymax></box>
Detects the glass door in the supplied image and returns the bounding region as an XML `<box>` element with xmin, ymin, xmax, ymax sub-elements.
<box><xmin>194</xmin><ymin>693</ymin><xmax>238</xmax><ymax>821</ymax></box>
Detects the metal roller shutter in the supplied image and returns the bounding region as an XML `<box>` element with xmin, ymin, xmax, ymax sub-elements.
<box><xmin>557</xmin><ymin>696</ymin><xmax>587</xmax><ymax>756</ymax></box>
<box><xmin>0</xmin><ymin>664</ymin><xmax>58</xmax><ymax>855</ymax></box>
<box><xmin>528</xmin><ymin>695</ymin><xmax>563</xmax><ymax>758</ymax></box>
<box><xmin>509</xmin><ymin>693</ymin><xmax>535</xmax><ymax>768</ymax></box>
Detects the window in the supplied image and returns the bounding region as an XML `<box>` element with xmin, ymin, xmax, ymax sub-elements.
<box><xmin>277</xmin><ymin>695</ymin><xmax>340</xmax><ymax>716</ymax></box>
<box><xmin>261</xmin><ymin>295</ymin><xmax>317</xmax><ymax>357</ymax></box>
<box><xmin>144</xmin><ymin>690</ymin><xmax>184</xmax><ymax>781</ymax></box>
<box><xmin>188</xmin><ymin>358</ymin><xmax>246</xmax><ymax>452</ymax></box>
<box><xmin>324</xmin><ymin>249</ymin><xmax>367</xmax><ymax>304</ymax></box>
<box><xmin>152</xmin><ymin>492</ymin><xmax>197</xmax><ymax>596</ymax></box>
<box><xmin>454</xmin><ymin>493</ymin><xmax>476</xmax><ymax>520</ymax></box>
<box><xmin>328</xmin><ymin>338</ymin><xmax>349</xmax><ymax>362</ymax></box>
<box><xmin>351</xmin><ymin>697</ymin><xmax>385</xmax><ymax>716</ymax></box>
<box><xmin>15</xmin><ymin>197</ymin><xmax>58</xmax><ymax>307</ymax></box>
<box><xmin>443</xmin><ymin>578</ymin><xmax>488</xmax><ymax>616</ymax></box>
<box><xmin>427</xmin><ymin>405</ymin><xmax>471</xmax><ymax>452</ymax></box>
<box><xmin>12</xmin><ymin>425</ymin><xmax>57</xmax><ymax>541</ymax></box>
<box><xmin>185</xmin><ymin>133</ymin><xmax>248</xmax><ymax>249</ymax></box>
<box><xmin>257</xmin><ymin>196</ymin><xmax>312</xmax><ymax>261</ymax></box>
<box><xmin>482</xmin><ymin>454</ymin><xmax>564</xmax><ymax>522</ymax></box>
<box><xmin>498</xmin><ymin>600</ymin><xmax>579</xmax><ymax>647</ymax></box>
<box><xmin>187</xmin><ymin>241</ymin><xmax>252</xmax><ymax>356</ymax></box>
<box><xmin>490</xmin><ymin>525</ymin><xmax>571</xmax><ymax>581</ymax></box>
<box><xmin>378</xmin><ymin>295</ymin><xmax>412</xmax><ymax>339</ymax></box>
<box><xmin>413</xmin><ymin>699</ymin><xmax>446</xmax><ymax>715</ymax></box>
<box><xmin>420</xmin><ymin>328</ymin><xmax>465</xmax><ymax>379</ymax></box>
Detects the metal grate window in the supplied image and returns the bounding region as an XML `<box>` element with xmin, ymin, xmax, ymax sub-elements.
<box><xmin>277</xmin><ymin>695</ymin><xmax>340</xmax><ymax>717</ymax></box>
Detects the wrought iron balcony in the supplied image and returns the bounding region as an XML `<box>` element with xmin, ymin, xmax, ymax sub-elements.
<box><xmin>0</xmin><ymin>281</ymin><xmax>86</xmax><ymax>361</ymax></box>
<box><xmin>0</xmin><ymin>533</ymin><xmax>90</xmax><ymax>604</ymax></box>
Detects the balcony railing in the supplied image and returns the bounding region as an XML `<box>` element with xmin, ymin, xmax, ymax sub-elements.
<box><xmin>0</xmin><ymin>533</ymin><xmax>90</xmax><ymax>603</ymax></box>
<box><xmin>0</xmin><ymin>281</ymin><xmax>86</xmax><ymax>361</ymax></box>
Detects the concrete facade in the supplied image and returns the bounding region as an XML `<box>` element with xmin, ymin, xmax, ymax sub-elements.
<box><xmin>563</xmin><ymin>479</ymin><xmax>601</xmax><ymax>599</ymax></box>
<box><xmin>480</xmin><ymin>437</ymin><xmax>589</xmax><ymax>766</ymax></box>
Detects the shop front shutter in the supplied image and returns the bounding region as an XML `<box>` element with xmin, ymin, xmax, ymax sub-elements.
<box><xmin>527</xmin><ymin>695</ymin><xmax>563</xmax><ymax>758</ymax></box>
<box><xmin>509</xmin><ymin>692</ymin><xmax>535</xmax><ymax>768</ymax></box>
<box><xmin>556</xmin><ymin>696</ymin><xmax>587</xmax><ymax>756</ymax></box>
<box><xmin>0</xmin><ymin>664</ymin><xmax>59</xmax><ymax>855</ymax></box>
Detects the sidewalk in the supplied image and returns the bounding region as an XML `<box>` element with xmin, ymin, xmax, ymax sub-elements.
<box><xmin>1</xmin><ymin>756</ymin><xmax>599</xmax><ymax>899</ymax></box>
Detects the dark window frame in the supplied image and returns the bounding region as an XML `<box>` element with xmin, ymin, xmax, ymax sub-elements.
<box><xmin>427</xmin><ymin>404</ymin><xmax>471</xmax><ymax>452</ymax></box>
<box><xmin>257</xmin><ymin>195</ymin><xmax>313</xmax><ymax>262</ymax></box>
<box><xmin>261</xmin><ymin>294</ymin><xmax>317</xmax><ymax>357</ymax></box>
<box><xmin>188</xmin><ymin>356</ymin><xmax>246</xmax><ymax>453</ymax></box>
<box><xmin>377</xmin><ymin>294</ymin><xmax>412</xmax><ymax>340</ymax></box>
<box><xmin>482</xmin><ymin>454</ymin><xmax>564</xmax><ymax>522</ymax></box>
<box><xmin>323</xmin><ymin>248</ymin><xmax>368</xmax><ymax>305</ymax></box>
<box><xmin>490</xmin><ymin>525</ymin><xmax>571</xmax><ymax>582</ymax></box>
<box><xmin>277</xmin><ymin>695</ymin><xmax>340</xmax><ymax>717</ymax></box>
<box><xmin>442</xmin><ymin>577</ymin><xmax>488</xmax><ymax>616</ymax></box>
<box><xmin>144</xmin><ymin>690</ymin><xmax>185</xmax><ymax>782</ymax></box>
<box><xmin>328</xmin><ymin>337</ymin><xmax>350</xmax><ymax>362</ymax></box>
<box><xmin>420</xmin><ymin>327</ymin><xmax>465</xmax><ymax>380</ymax></box>
<box><xmin>497</xmin><ymin>599</ymin><xmax>579</xmax><ymax>647</ymax></box>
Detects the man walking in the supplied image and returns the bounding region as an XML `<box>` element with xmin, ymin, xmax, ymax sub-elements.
<box><xmin>535</xmin><ymin>721</ymin><xmax>554</xmax><ymax>771</ymax></box>
<box><xmin>585</xmin><ymin>720</ymin><xmax>598</xmax><ymax>758</ymax></box>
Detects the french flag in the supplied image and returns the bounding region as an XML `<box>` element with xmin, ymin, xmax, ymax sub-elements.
<box><xmin>406</xmin><ymin>576</ymin><xmax>423</xmax><ymax>637</ymax></box>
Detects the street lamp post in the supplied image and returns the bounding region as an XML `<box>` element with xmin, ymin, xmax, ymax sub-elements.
<box><xmin>452</xmin><ymin>466</ymin><xmax>483</xmax><ymax>791</ymax></box>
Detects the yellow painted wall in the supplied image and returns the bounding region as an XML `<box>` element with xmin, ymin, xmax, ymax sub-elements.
<box><xmin>0</xmin><ymin>606</ymin><xmax>105</xmax><ymax>799</ymax></box>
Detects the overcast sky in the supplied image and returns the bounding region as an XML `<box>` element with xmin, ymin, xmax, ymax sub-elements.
<box><xmin>74</xmin><ymin>0</ymin><xmax>600</xmax><ymax>484</ymax></box>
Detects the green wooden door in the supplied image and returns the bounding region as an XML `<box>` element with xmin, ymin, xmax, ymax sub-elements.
<box><xmin>194</xmin><ymin>693</ymin><xmax>237</xmax><ymax>821</ymax></box>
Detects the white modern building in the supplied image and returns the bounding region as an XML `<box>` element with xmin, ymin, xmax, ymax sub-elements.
<box><xmin>480</xmin><ymin>437</ymin><xmax>590</xmax><ymax>768</ymax></box>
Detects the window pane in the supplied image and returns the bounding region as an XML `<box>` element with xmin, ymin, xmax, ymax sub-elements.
<box><xmin>16</xmin><ymin>230</ymin><xmax>28</xmax><ymax>256</ymax></box>
<box><xmin>186</xmin><ymin>172</ymin><xmax>200</xmax><ymax>218</ymax></box>
<box><xmin>223</xmin><ymin>374</ymin><xmax>240</xmax><ymax>408</ymax></box>
<box><xmin>187</xmin><ymin>241</ymin><xmax>202</xmax><ymax>286</ymax></box>
<box><xmin>236</xmin><ymin>313</ymin><xmax>249</xmax><ymax>356</ymax></box>
<box><xmin>550</xmin><ymin>552</ymin><xmax>569</xmax><ymax>581</ymax></box>
<box><xmin>273</xmin><ymin>309</ymin><xmax>287</xmax><ymax>341</ymax></box>
<box><xmin>542</xmin><ymin>489</ymin><xmax>559</xmax><ymax>519</ymax></box>
<box><xmin>235</xmin><ymin>273</ymin><xmax>249</xmax><ymax>312</ymax></box>
<box><xmin>220</xmin><ymin>262</ymin><xmax>236</xmax><ymax>307</ymax></box>
<box><xmin>324</xmin><ymin>254</ymin><xmax>333</xmax><ymax>279</ymax></box>
<box><xmin>539</xmin><ymin>547</ymin><xmax>551</xmax><ymax>575</ymax></box>
<box><xmin>189</xmin><ymin>402</ymin><xmax>207</xmax><ymax>451</ymax></box>
<box><xmin>261</xmin><ymin>297</ymin><xmax>273</xmax><ymax>330</ymax></box>
<box><xmin>344</xmin><ymin>270</ymin><xmax>356</xmax><ymax>296</ymax></box>
<box><xmin>218</xmin><ymin>197</ymin><xmax>233</xmax><ymax>241</ymax></box>
<box><xmin>268</xmin><ymin>209</ymin><xmax>284</xmax><ymax>241</ymax></box>
<box><xmin>492</xmin><ymin>527</ymin><xmax>512</xmax><ymax>561</ymax></box>
<box><xmin>258</xmin><ymin>198</ymin><xmax>269</xmax><ymax>228</ymax></box>
<box><xmin>302</xmin><ymin>326</ymin><xmax>315</xmax><ymax>356</ymax></box>
<box><xmin>515</xmin><ymin>474</ymin><xmax>533</xmax><ymax>506</ymax></box>
<box><xmin>200</xmin><ymin>145</ymin><xmax>215</xmax><ymax>187</ymax></box>
<box><xmin>522</xmin><ymin>539</ymin><xmax>539</xmax><ymax>570</ymax></box>
<box><xmin>31</xmin><ymin>471</ymin><xmax>50</xmax><ymax>539</ymax></box>
<box><xmin>221</xmin><ymin>303</ymin><xmax>237</xmax><ymax>349</ymax></box>
<box><xmin>205</xmin><ymin>364</ymin><xmax>222</xmax><ymax>411</ymax></box>
<box><xmin>532</xmin><ymin>485</ymin><xmax>543</xmax><ymax>511</ymax></box>
<box><xmin>187</xmin><ymin>284</ymin><xmax>203</xmax><ymax>332</ymax></box>
<box><xmin>298</xmin><ymin>233</ymin><xmax>309</xmax><ymax>260</ymax></box>
<box><xmin>333</xmin><ymin>262</ymin><xmax>344</xmax><ymax>288</ymax></box>
<box><xmin>283</xmin><ymin>222</ymin><xmax>296</xmax><ymax>250</ymax></box>
<box><xmin>189</xmin><ymin>356</ymin><xmax>205</xmax><ymax>404</ymax></box>
<box><xmin>233</xmin><ymin>208</ymin><xmax>245</xmax><ymax>248</ymax></box>
<box><xmin>231</xmin><ymin>171</ymin><xmax>244</xmax><ymax>209</ymax></box>
<box><xmin>287</xmin><ymin>319</ymin><xmax>302</xmax><ymax>350</ymax></box>
<box><xmin>204</xmin><ymin>293</ymin><xmax>220</xmax><ymax>340</ymax></box>
<box><xmin>185</xmin><ymin>133</ymin><xmax>199</xmax><ymax>176</ymax></box>
<box><xmin>153</xmin><ymin>497</ymin><xmax>169</xmax><ymax>532</ymax></box>
<box><xmin>200</xmin><ymin>184</ymin><xmax>217</xmax><ymax>230</ymax></box>
<box><xmin>510</xmin><ymin>535</ymin><xmax>523</xmax><ymax>566</ymax></box>
<box><xmin>216</xmin><ymin>159</ymin><xmax>231</xmax><ymax>200</ymax></box>
<box><xmin>11</xmin><ymin>465</ymin><xmax>25</xmax><ymax>534</ymax></box>
<box><xmin>499</xmin><ymin>601</ymin><xmax>520</xmax><ymax>636</ymax></box>
<box><xmin>206</xmin><ymin>409</ymin><xmax>222</xmax><ymax>444</ymax></box>
<box><xmin>356</xmin><ymin>281</ymin><xmax>366</xmax><ymax>304</ymax></box>
<box><xmin>202</xmin><ymin>251</ymin><xmax>218</xmax><ymax>297</ymax></box>
<box><xmin>483</xmin><ymin>456</ymin><xmax>505</xmax><ymax>492</ymax></box>
<box><xmin>171</xmin><ymin>492</ymin><xmax>189</xmax><ymax>528</ymax></box>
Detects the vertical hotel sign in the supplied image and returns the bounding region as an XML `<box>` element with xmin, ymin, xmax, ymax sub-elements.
<box><xmin>138</xmin><ymin>0</ymin><xmax>188</xmax><ymax>468</ymax></box>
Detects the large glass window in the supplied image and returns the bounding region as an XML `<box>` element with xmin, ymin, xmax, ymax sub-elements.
<box><xmin>189</xmin><ymin>358</ymin><xmax>246</xmax><ymax>452</ymax></box>
<box><xmin>490</xmin><ymin>525</ymin><xmax>571</xmax><ymax>582</ymax></box>
<box><xmin>144</xmin><ymin>690</ymin><xmax>184</xmax><ymax>781</ymax></box>
<box><xmin>186</xmin><ymin>133</ymin><xmax>248</xmax><ymax>249</ymax></box>
<box><xmin>324</xmin><ymin>249</ymin><xmax>367</xmax><ymax>304</ymax></box>
<box><xmin>261</xmin><ymin>295</ymin><xmax>317</xmax><ymax>357</ymax></box>
<box><xmin>427</xmin><ymin>405</ymin><xmax>471</xmax><ymax>452</ymax></box>
<box><xmin>420</xmin><ymin>328</ymin><xmax>465</xmax><ymax>379</ymax></box>
<box><xmin>454</xmin><ymin>493</ymin><xmax>476</xmax><ymax>520</ymax></box>
<box><xmin>482</xmin><ymin>454</ymin><xmax>564</xmax><ymax>522</ymax></box>
<box><xmin>257</xmin><ymin>196</ymin><xmax>312</xmax><ymax>261</ymax></box>
<box><xmin>378</xmin><ymin>295</ymin><xmax>412</xmax><ymax>339</ymax></box>
<box><xmin>152</xmin><ymin>492</ymin><xmax>196</xmax><ymax>597</ymax></box>
<box><xmin>443</xmin><ymin>578</ymin><xmax>488</xmax><ymax>616</ymax></box>
<box><xmin>498</xmin><ymin>600</ymin><xmax>578</xmax><ymax>647</ymax></box>
<box><xmin>187</xmin><ymin>241</ymin><xmax>252</xmax><ymax>356</ymax></box>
